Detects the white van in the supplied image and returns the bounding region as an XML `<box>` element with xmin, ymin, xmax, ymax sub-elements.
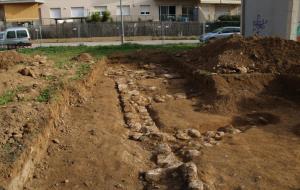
<box><xmin>0</xmin><ymin>27</ymin><xmax>31</xmax><ymax>49</ymax></box>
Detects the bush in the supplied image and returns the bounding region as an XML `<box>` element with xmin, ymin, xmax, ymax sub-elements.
<box><xmin>86</xmin><ymin>11</ymin><xmax>111</xmax><ymax>23</ymax></box>
<box><xmin>218</xmin><ymin>15</ymin><xmax>240</xmax><ymax>22</ymax></box>
<box><xmin>87</xmin><ymin>12</ymin><xmax>101</xmax><ymax>22</ymax></box>
<box><xmin>101</xmin><ymin>11</ymin><xmax>111</xmax><ymax>22</ymax></box>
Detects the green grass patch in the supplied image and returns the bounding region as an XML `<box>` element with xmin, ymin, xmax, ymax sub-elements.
<box><xmin>0</xmin><ymin>86</ymin><xmax>27</xmax><ymax>105</ymax></box>
<box><xmin>19</xmin><ymin>43</ymin><xmax>197</xmax><ymax>64</ymax></box>
<box><xmin>55</xmin><ymin>61</ymin><xmax>74</xmax><ymax>69</ymax></box>
<box><xmin>71</xmin><ymin>63</ymin><xmax>91</xmax><ymax>80</ymax></box>
<box><xmin>36</xmin><ymin>84</ymin><xmax>61</xmax><ymax>103</ymax></box>
<box><xmin>0</xmin><ymin>90</ymin><xmax>16</xmax><ymax>105</ymax></box>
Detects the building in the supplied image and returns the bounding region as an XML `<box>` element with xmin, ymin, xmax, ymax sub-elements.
<box><xmin>0</xmin><ymin>0</ymin><xmax>241</xmax><ymax>26</ymax></box>
<box><xmin>242</xmin><ymin>0</ymin><xmax>300</xmax><ymax>41</ymax></box>
<box><xmin>199</xmin><ymin>0</ymin><xmax>241</xmax><ymax>22</ymax></box>
<box><xmin>0</xmin><ymin>0</ymin><xmax>44</xmax><ymax>26</ymax></box>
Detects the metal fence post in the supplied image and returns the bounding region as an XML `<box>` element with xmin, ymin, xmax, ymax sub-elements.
<box><xmin>119</xmin><ymin>0</ymin><xmax>125</xmax><ymax>44</ymax></box>
<box><xmin>39</xmin><ymin>25</ymin><xmax>42</xmax><ymax>47</ymax></box>
<box><xmin>202</xmin><ymin>21</ymin><xmax>206</xmax><ymax>35</ymax></box>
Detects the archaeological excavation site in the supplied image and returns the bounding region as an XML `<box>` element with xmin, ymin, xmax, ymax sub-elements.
<box><xmin>0</xmin><ymin>36</ymin><xmax>299</xmax><ymax>190</ymax></box>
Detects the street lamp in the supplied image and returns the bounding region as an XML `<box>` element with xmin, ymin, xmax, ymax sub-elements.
<box><xmin>119</xmin><ymin>0</ymin><xmax>125</xmax><ymax>44</ymax></box>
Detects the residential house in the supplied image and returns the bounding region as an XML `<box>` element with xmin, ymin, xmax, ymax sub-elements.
<box><xmin>0</xmin><ymin>0</ymin><xmax>241</xmax><ymax>26</ymax></box>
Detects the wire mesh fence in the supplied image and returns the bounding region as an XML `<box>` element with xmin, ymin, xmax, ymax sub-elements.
<box><xmin>28</xmin><ymin>21</ymin><xmax>207</xmax><ymax>40</ymax></box>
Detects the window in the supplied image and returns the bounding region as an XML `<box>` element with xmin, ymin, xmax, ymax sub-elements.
<box><xmin>116</xmin><ymin>5</ymin><xmax>130</xmax><ymax>16</ymax></box>
<box><xmin>140</xmin><ymin>5</ymin><xmax>150</xmax><ymax>15</ymax></box>
<box><xmin>182</xmin><ymin>6</ymin><xmax>195</xmax><ymax>21</ymax></box>
<box><xmin>94</xmin><ymin>6</ymin><xmax>107</xmax><ymax>16</ymax></box>
<box><xmin>71</xmin><ymin>7</ymin><xmax>85</xmax><ymax>18</ymax></box>
<box><xmin>234</xmin><ymin>28</ymin><xmax>240</xmax><ymax>33</ymax></box>
<box><xmin>50</xmin><ymin>8</ymin><xmax>61</xmax><ymax>19</ymax></box>
<box><xmin>17</xmin><ymin>30</ymin><xmax>28</xmax><ymax>38</ymax></box>
<box><xmin>159</xmin><ymin>6</ymin><xmax>176</xmax><ymax>21</ymax></box>
<box><xmin>0</xmin><ymin>33</ymin><xmax>4</xmax><ymax>39</ymax></box>
<box><xmin>6</xmin><ymin>31</ymin><xmax>16</xmax><ymax>39</ymax></box>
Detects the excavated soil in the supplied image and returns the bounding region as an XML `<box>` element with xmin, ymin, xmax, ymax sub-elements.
<box><xmin>0</xmin><ymin>52</ymin><xmax>98</xmax><ymax>189</ymax></box>
<box><xmin>0</xmin><ymin>51</ymin><xmax>32</xmax><ymax>70</ymax></box>
<box><xmin>1</xmin><ymin>36</ymin><xmax>300</xmax><ymax>190</ymax></box>
<box><xmin>180</xmin><ymin>35</ymin><xmax>300</xmax><ymax>74</ymax></box>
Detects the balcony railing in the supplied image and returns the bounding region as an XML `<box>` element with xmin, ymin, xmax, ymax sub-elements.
<box><xmin>200</xmin><ymin>0</ymin><xmax>241</xmax><ymax>4</ymax></box>
<box><xmin>160</xmin><ymin>14</ymin><xmax>198</xmax><ymax>22</ymax></box>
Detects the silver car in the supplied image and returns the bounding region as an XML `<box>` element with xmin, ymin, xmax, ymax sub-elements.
<box><xmin>0</xmin><ymin>27</ymin><xmax>31</xmax><ymax>49</ymax></box>
<box><xmin>199</xmin><ymin>27</ymin><xmax>241</xmax><ymax>43</ymax></box>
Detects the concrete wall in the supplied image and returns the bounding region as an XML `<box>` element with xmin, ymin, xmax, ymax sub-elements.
<box><xmin>243</xmin><ymin>0</ymin><xmax>300</xmax><ymax>40</ymax></box>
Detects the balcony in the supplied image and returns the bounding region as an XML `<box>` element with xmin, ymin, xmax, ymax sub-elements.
<box><xmin>0</xmin><ymin>0</ymin><xmax>44</xmax><ymax>3</ymax></box>
<box><xmin>200</xmin><ymin>0</ymin><xmax>241</xmax><ymax>4</ymax></box>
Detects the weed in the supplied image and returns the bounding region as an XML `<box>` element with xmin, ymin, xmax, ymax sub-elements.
<box><xmin>0</xmin><ymin>90</ymin><xmax>16</xmax><ymax>105</ymax></box>
<box><xmin>55</xmin><ymin>61</ymin><xmax>73</xmax><ymax>69</ymax></box>
<box><xmin>36</xmin><ymin>86</ymin><xmax>58</xmax><ymax>102</ymax></box>
<box><xmin>71</xmin><ymin>63</ymin><xmax>91</xmax><ymax>80</ymax></box>
<box><xmin>43</xmin><ymin>75</ymin><xmax>57</xmax><ymax>81</ymax></box>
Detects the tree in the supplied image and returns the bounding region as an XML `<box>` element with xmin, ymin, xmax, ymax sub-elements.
<box><xmin>87</xmin><ymin>12</ymin><xmax>101</xmax><ymax>22</ymax></box>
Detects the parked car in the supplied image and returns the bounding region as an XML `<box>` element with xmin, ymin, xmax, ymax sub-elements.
<box><xmin>0</xmin><ymin>27</ymin><xmax>31</xmax><ymax>49</ymax></box>
<box><xmin>0</xmin><ymin>32</ymin><xmax>4</xmax><ymax>48</ymax></box>
<box><xmin>199</xmin><ymin>27</ymin><xmax>240</xmax><ymax>43</ymax></box>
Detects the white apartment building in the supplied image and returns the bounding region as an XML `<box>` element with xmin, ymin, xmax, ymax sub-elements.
<box><xmin>39</xmin><ymin>0</ymin><xmax>241</xmax><ymax>24</ymax></box>
<box><xmin>0</xmin><ymin>0</ymin><xmax>241</xmax><ymax>26</ymax></box>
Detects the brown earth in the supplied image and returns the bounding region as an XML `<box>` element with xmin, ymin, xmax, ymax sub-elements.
<box><xmin>0</xmin><ymin>51</ymin><xmax>32</xmax><ymax>70</ymax></box>
<box><xmin>25</xmin><ymin>69</ymin><xmax>152</xmax><ymax>190</ymax></box>
<box><xmin>0</xmin><ymin>51</ymin><xmax>97</xmax><ymax>189</ymax></box>
<box><xmin>105</xmin><ymin>39</ymin><xmax>300</xmax><ymax>189</ymax></box>
<box><xmin>0</xmin><ymin>36</ymin><xmax>300</xmax><ymax>190</ymax></box>
<box><xmin>180</xmin><ymin>35</ymin><xmax>300</xmax><ymax>74</ymax></box>
<box><xmin>71</xmin><ymin>53</ymin><xmax>94</xmax><ymax>63</ymax></box>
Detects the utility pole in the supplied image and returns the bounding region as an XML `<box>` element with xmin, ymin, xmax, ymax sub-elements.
<box><xmin>119</xmin><ymin>0</ymin><xmax>125</xmax><ymax>44</ymax></box>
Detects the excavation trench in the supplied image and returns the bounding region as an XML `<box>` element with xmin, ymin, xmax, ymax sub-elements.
<box><xmin>0</xmin><ymin>60</ymin><xmax>106</xmax><ymax>190</ymax></box>
<box><xmin>2</xmin><ymin>54</ymin><xmax>299</xmax><ymax>190</ymax></box>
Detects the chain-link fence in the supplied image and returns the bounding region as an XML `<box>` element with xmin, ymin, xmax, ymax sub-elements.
<box><xmin>28</xmin><ymin>21</ymin><xmax>207</xmax><ymax>40</ymax></box>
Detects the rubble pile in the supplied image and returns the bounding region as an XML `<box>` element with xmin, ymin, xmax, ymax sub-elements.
<box><xmin>178</xmin><ymin>35</ymin><xmax>300</xmax><ymax>74</ymax></box>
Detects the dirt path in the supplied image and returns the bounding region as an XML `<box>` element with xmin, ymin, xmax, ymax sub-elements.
<box><xmin>25</xmin><ymin>75</ymin><xmax>152</xmax><ymax>190</ymax></box>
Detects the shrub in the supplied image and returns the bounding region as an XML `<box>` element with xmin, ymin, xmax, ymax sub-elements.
<box><xmin>101</xmin><ymin>11</ymin><xmax>111</xmax><ymax>22</ymax></box>
<box><xmin>218</xmin><ymin>15</ymin><xmax>240</xmax><ymax>22</ymax></box>
<box><xmin>87</xmin><ymin>12</ymin><xmax>101</xmax><ymax>22</ymax></box>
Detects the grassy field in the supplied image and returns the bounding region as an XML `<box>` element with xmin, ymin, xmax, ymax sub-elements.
<box><xmin>19</xmin><ymin>43</ymin><xmax>198</xmax><ymax>63</ymax></box>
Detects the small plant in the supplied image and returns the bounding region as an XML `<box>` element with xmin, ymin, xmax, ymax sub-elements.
<box><xmin>37</xmin><ymin>88</ymin><xmax>52</xmax><ymax>102</ymax></box>
<box><xmin>71</xmin><ymin>63</ymin><xmax>91</xmax><ymax>80</ymax></box>
<box><xmin>37</xmin><ymin>84</ymin><xmax>62</xmax><ymax>103</ymax></box>
<box><xmin>0</xmin><ymin>90</ymin><xmax>16</xmax><ymax>105</ymax></box>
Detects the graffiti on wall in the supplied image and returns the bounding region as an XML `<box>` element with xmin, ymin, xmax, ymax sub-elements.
<box><xmin>297</xmin><ymin>23</ymin><xmax>300</xmax><ymax>42</ymax></box>
<box><xmin>253</xmin><ymin>14</ymin><xmax>268</xmax><ymax>35</ymax></box>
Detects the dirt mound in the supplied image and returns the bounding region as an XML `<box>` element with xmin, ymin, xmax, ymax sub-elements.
<box><xmin>71</xmin><ymin>53</ymin><xmax>94</xmax><ymax>63</ymax></box>
<box><xmin>0</xmin><ymin>50</ymin><xmax>31</xmax><ymax>70</ymax></box>
<box><xmin>179</xmin><ymin>35</ymin><xmax>300</xmax><ymax>74</ymax></box>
